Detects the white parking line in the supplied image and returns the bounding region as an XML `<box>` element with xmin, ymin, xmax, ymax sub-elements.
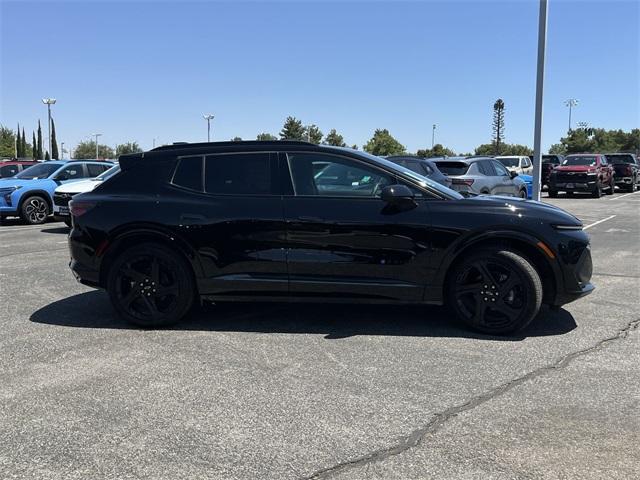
<box><xmin>584</xmin><ymin>215</ymin><xmax>617</xmax><ymax>230</ymax></box>
<box><xmin>610</xmin><ymin>190</ymin><xmax>640</xmax><ymax>201</ymax></box>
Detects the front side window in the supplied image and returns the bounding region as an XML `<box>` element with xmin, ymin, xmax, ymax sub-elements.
<box><xmin>57</xmin><ymin>165</ymin><xmax>86</xmax><ymax>180</ymax></box>
<box><xmin>491</xmin><ymin>160</ymin><xmax>510</xmax><ymax>177</ymax></box>
<box><xmin>288</xmin><ymin>153</ymin><xmax>393</xmax><ymax>197</ymax></box>
<box><xmin>87</xmin><ymin>163</ymin><xmax>110</xmax><ymax>177</ymax></box>
<box><xmin>205</xmin><ymin>153</ymin><xmax>272</xmax><ymax>195</ymax></box>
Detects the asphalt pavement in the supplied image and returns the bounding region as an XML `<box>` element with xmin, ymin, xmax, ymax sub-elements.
<box><xmin>0</xmin><ymin>190</ymin><xmax>638</xmax><ymax>480</ymax></box>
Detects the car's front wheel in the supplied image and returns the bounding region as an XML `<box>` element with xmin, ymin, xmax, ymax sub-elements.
<box><xmin>606</xmin><ymin>178</ymin><xmax>615</xmax><ymax>195</ymax></box>
<box><xmin>519</xmin><ymin>188</ymin><xmax>528</xmax><ymax>199</ymax></box>
<box><xmin>592</xmin><ymin>181</ymin><xmax>602</xmax><ymax>198</ymax></box>
<box><xmin>21</xmin><ymin>195</ymin><xmax>50</xmax><ymax>225</ymax></box>
<box><xmin>106</xmin><ymin>243</ymin><xmax>195</xmax><ymax>327</ymax></box>
<box><xmin>447</xmin><ymin>248</ymin><xmax>542</xmax><ymax>335</ymax></box>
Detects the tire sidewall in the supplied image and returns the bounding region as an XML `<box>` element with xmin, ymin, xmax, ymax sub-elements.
<box><xmin>21</xmin><ymin>195</ymin><xmax>50</xmax><ymax>225</ymax></box>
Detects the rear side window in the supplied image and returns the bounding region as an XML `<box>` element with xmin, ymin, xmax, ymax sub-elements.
<box><xmin>606</xmin><ymin>154</ymin><xmax>635</xmax><ymax>164</ymax></box>
<box><xmin>172</xmin><ymin>156</ymin><xmax>204</xmax><ymax>191</ymax></box>
<box><xmin>0</xmin><ymin>165</ymin><xmax>19</xmax><ymax>177</ymax></box>
<box><xmin>205</xmin><ymin>153</ymin><xmax>272</xmax><ymax>195</ymax></box>
<box><xmin>435</xmin><ymin>161</ymin><xmax>469</xmax><ymax>175</ymax></box>
<box><xmin>477</xmin><ymin>161</ymin><xmax>495</xmax><ymax>176</ymax></box>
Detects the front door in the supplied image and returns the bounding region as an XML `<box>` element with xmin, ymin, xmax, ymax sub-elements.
<box><xmin>491</xmin><ymin>160</ymin><xmax>517</xmax><ymax>196</ymax></box>
<box><xmin>281</xmin><ymin>151</ymin><xmax>432</xmax><ymax>302</ymax></box>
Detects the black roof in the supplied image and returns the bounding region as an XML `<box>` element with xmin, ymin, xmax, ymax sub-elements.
<box><xmin>151</xmin><ymin>140</ymin><xmax>313</xmax><ymax>152</ymax></box>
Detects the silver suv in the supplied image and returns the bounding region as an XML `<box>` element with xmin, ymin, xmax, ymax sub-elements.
<box><xmin>434</xmin><ymin>157</ymin><xmax>527</xmax><ymax>197</ymax></box>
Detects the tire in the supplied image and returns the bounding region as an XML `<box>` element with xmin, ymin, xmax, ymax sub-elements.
<box><xmin>64</xmin><ymin>218</ymin><xmax>72</xmax><ymax>228</ymax></box>
<box><xmin>632</xmin><ymin>178</ymin><xmax>638</xmax><ymax>192</ymax></box>
<box><xmin>592</xmin><ymin>182</ymin><xmax>602</xmax><ymax>198</ymax></box>
<box><xmin>548</xmin><ymin>189</ymin><xmax>558</xmax><ymax>198</ymax></box>
<box><xmin>518</xmin><ymin>189</ymin><xmax>527</xmax><ymax>199</ymax></box>
<box><xmin>606</xmin><ymin>178</ymin><xmax>615</xmax><ymax>195</ymax></box>
<box><xmin>447</xmin><ymin>248</ymin><xmax>542</xmax><ymax>335</ymax></box>
<box><xmin>106</xmin><ymin>243</ymin><xmax>195</xmax><ymax>328</ymax></box>
<box><xmin>20</xmin><ymin>195</ymin><xmax>50</xmax><ymax>225</ymax></box>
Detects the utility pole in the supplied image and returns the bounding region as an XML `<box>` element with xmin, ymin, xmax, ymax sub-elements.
<box><xmin>42</xmin><ymin>98</ymin><xmax>56</xmax><ymax>156</ymax></box>
<box><xmin>564</xmin><ymin>98</ymin><xmax>578</xmax><ymax>132</ymax></box>
<box><xmin>203</xmin><ymin>114</ymin><xmax>214</xmax><ymax>142</ymax></box>
<box><xmin>92</xmin><ymin>133</ymin><xmax>102</xmax><ymax>159</ymax></box>
<box><xmin>61</xmin><ymin>142</ymin><xmax>64</xmax><ymax>159</ymax></box>
<box><xmin>431</xmin><ymin>124</ymin><xmax>436</xmax><ymax>148</ymax></box>
<box><xmin>532</xmin><ymin>0</ymin><xmax>548</xmax><ymax>202</ymax></box>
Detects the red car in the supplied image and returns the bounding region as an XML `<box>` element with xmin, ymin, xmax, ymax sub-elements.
<box><xmin>548</xmin><ymin>154</ymin><xmax>615</xmax><ymax>198</ymax></box>
<box><xmin>0</xmin><ymin>160</ymin><xmax>39</xmax><ymax>179</ymax></box>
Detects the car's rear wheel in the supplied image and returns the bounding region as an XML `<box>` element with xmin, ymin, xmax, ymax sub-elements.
<box><xmin>592</xmin><ymin>181</ymin><xmax>602</xmax><ymax>198</ymax></box>
<box><xmin>447</xmin><ymin>248</ymin><xmax>542</xmax><ymax>335</ymax></box>
<box><xmin>20</xmin><ymin>195</ymin><xmax>50</xmax><ymax>225</ymax></box>
<box><xmin>519</xmin><ymin>188</ymin><xmax>527</xmax><ymax>199</ymax></box>
<box><xmin>606</xmin><ymin>178</ymin><xmax>615</xmax><ymax>195</ymax></box>
<box><xmin>548</xmin><ymin>189</ymin><xmax>558</xmax><ymax>198</ymax></box>
<box><xmin>63</xmin><ymin>218</ymin><xmax>72</xmax><ymax>228</ymax></box>
<box><xmin>107</xmin><ymin>243</ymin><xmax>195</xmax><ymax>327</ymax></box>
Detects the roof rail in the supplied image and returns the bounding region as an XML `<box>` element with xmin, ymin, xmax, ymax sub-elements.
<box><xmin>151</xmin><ymin>140</ymin><xmax>313</xmax><ymax>151</ymax></box>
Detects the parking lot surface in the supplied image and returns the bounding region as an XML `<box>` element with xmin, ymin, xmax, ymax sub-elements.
<box><xmin>1</xmin><ymin>191</ymin><xmax>639</xmax><ymax>480</ymax></box>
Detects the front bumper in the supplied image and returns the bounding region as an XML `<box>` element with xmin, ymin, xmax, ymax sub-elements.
<box><xmin>550</xmin><ymin>181</ymin><xmax>597</xmax><ymax>192</ymax></box>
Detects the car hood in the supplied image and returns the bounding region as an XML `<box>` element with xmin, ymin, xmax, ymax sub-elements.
<box><xmin>55</xmin><ymin>179</ymin><xmax>101</xmax><ymax>194</ymax></box>
<box><xmin>459</xmin><ymin>195</ymin><xmax>582</xmax><ymax>226</ymax></box>
<box><xmin>554</xmin><ymin>165</ymin><xmax>595</xmax><ymax>173</ymax></box>
<box><xmin>0</xmin><ymin>178</ymin><xmax>53</xmax><ymax>189</ymax></box>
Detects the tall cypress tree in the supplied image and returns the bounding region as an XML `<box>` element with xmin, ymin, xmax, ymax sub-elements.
<box><xmin>51</xmin><ymin>119</ymin><xmax>59</xmax><ymax>159</ymax></box>
<box><xmin>32</xmin><ymin>132</ymin><xmax>37</xmax><ymax>159</ymax></box>
<box><xmin>16</xmin><ymin>124</ymin><xmax>22</xmax><ymax>157</ymax></box>
<box><xmin>37</xmin><ymin>120</ymin><xmax>43</xmax><ymax>159</ymax></box>
<box><xmin>21</xmin><ymin>127</ymin><xmax>27</xmax><ymax>158</ymax></box>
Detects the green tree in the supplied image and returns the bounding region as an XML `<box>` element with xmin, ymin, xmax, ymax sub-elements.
<box><xmin>363</xmin><ymin>129</ymin><xmax>405</xmax><ymax>156</ymax></box>
<box><xmin>21</xmin><ymin>127</ymin><xmax>27</xmax><ymax>158</ymax></box>
<box><xmin>351</xmin><ymin>144</ymin><xmax>358</xmax><ymax>150</ymax></box>
<box><xmin>416</xmin><ymin>144</ymin><xmax>455</xmax><ymax>157</ymax></box>
<box><xmin>548</xmin><ymin>143</ymin><xmax>566</xmax><ymax>155</ymax></box>
<box><xmin>16</xmin><ymin>125</ymin><xmax>22</xmax><ymax>157</ymax></box>
<box><xmin>324</xmin><ymin>128</ymin><xmax>346</xmax><ymax>147</ymax></box>
<box><xmin>115</xmin><ymin>141</ymin><xmax>143</xmax><ymax>157</ymax></box>
<box><xmin>74</xmin><ymin>141</ymin><xmax>114</xmax><ymax>159</ymax></box>
<box><xmin>36</xmin><ymin>120</ymin><xmax>43</xmax><ymax>159</ymax></box>
<box><xmin>32</xmin><ymin>132</ymin><xmax>37</xmax><ymax>159</ymax></box>
<box><xmin>474</xmin><ymin>143</ymin><xmax>533</xmax><ymax>156</ymax></box>
<box><xmin>256</xmin><ymin>132</ymin><xmax>277</xmax><ymax>141</ymax></box>
<box><xmin>492</xmin><ymin>99</ymin><xmax>505</xmax><ymax>154</ymax></box>
<box><xmin>0</xmin><ymin>125</ymin><xmax>17</xmax><ymax>158</ymax></box>
<box><xmin>279</xmin><ymin>116</ymin><xmax>306</xmax><ymax>141</ymax></box>
<box><xmin>305</xmin><ymin>124</ymin><xmax>323</xmax><ymax>144</ymax></box>
<box><xmin>230</xmin><ymin>136</ymin><xmax>243</xmax><ymax>142</ymax></box>
<box><xmin>45</xmin><ymin>150</ymin><xmax>50</xmax><ymax>160</ymax></box>
<box><xmin>51</xmin><ymin>119</ymin><xmax>59</xmax><ymax>159</ymax></box>
<box><xmin>554</xmin><ymin>127</ymin><xmax>640</xmax><ymax>154</ymax></box>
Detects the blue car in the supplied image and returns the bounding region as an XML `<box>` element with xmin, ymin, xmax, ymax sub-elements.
<box><xmin>518</xmin><ymin>174</ymin><xmax>533</xmax><ymax>199</ymax></box>
<box><xmin>0</xmin><ymin>160</ymin><xmax>113</xmax><ymax>224</ymax></box>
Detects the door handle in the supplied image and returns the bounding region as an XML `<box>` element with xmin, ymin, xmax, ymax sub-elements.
<box><xmin>180</xmin><ymin>213</ymin><xmax>206</xmax><ymax>225</ymax></box>
<box><xmin>296</xmin><ymin>215</ymin><xmax>324</xmax><ymax>222</ymax></box>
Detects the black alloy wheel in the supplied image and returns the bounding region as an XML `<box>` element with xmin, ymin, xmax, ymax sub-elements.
<box><xmin>107</xmin><ymin>244</ymin><xmax>195</xmax><ymax>327</ymax></box>
<box><xmin>606</xmin><ymin>178</ymin><xmax>615</xmax><ymax>195</ymax></box>
<box><xmin>519</xmin><ymin>189</ymin><xmax>528</xmax><ymax>199</ymax></box>
<box><xmin>21</xmin><ymin>195</ymin><xmax>50</xmax><ymax>225</ymax></box>
<box><xmin>447</xmin><ymin>249</ymin><xmax>542</xmax><ymax>335</ymax></box>
<box><xmin>592</xmin><ymin>181</ymin><xmax>602</xmax><ymax>198</ymax></box>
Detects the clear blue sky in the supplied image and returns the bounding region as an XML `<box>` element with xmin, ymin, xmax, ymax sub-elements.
<box><xmin>1</xmin><ymin>0</ymin><xmax>638</xmax><ymax>155</ymax></box>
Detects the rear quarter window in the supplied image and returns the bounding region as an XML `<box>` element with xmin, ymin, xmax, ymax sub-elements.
<box><xmin>171</xmin><ymin>156</ymin><xmax>204</xmax><ymax>191</ymax></box>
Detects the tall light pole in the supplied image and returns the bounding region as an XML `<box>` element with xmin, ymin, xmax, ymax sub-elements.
<box><xmin>564</xmin><ymin>98</ymin><xmax>578</xmax><ymax>132</ymax></box>
<box><xmin>92</xmin><ymin>133</ymin><xmax>102</xmax><ymax>159</ymax></box>
<box><xmin>60</xmin><ymin>142</ymin><xmax>64</xmax><ymax>159</ymax></box>
<box><xmin>431</xmin><ymin>124</ymin><xmax>437</xmax><ymax>148</ymax></box>
<box><xmin>203</xmin><ymin>114</ymin><xmax>214</xmax><ymax>142</ymax></box>
<box><xmin>531</xmin><ymin>0</ymin><xmax>548</xmax><ymax>202</ymax></box>
<box><xmin>576</xmin><ymin>121</ymin><xmax>588</xmax><ymax>129</ymax></box>
<box><xmin>42</xmin><ymin>98</ymin><xmax>56</xmax><ymax>157</ymax></box>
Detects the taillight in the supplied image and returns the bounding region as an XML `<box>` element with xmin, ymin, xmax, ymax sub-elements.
<box><xmin>452</xmin><ymin>178</ymin><xmax>474</xmax><ymax>186</ymax></box>
<box><xmin>69</xmin><ymin>200</ymin><xmax>96</xmax><ymax>217</ymax></box>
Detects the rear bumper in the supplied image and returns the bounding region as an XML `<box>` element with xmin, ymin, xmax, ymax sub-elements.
<box><xmin>614</xmin><ymin>176</ymin><xmax>633</xmax><ymax>184</ymax></box>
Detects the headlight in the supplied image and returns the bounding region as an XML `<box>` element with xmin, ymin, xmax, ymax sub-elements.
<box><xmin>0</xmin><ymin>186</ymin><xmax>21</xmax><ymax>203</ymax></box>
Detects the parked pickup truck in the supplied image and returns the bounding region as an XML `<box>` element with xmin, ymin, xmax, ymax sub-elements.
<box><xmin>605</xmin><ymin>153</ymin><xmax>639</xmax><ymax>192</ymax></box>
<box><xmin>548</xmin><ymin>153</ymin><xmax>615</xmax><ymax>198</ymax></box>
<box><xmin>541</xmin><ymin>154</ymin><xmax>564</xmax><ymax>188</ymax></box>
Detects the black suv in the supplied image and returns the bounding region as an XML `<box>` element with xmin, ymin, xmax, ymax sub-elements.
<box><xmin>605</xmin><ymin>153</ymin><xmax>639</xmax><ymax>192</ymax></box>
<box><xmin>68</xmin><ymin>141</ymin><xmax>594</xmax><ymax>335</ymax></box>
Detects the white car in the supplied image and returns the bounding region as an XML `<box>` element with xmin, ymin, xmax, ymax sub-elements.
<box><xmin>495</xmin><ymin>155</ymin><xmax>533</xmax><ymax>176</ymax></box>
<box><xmin>53</xmin><ymin>164</ymin><xmax>120</xmax><ymax>226</ymax></box>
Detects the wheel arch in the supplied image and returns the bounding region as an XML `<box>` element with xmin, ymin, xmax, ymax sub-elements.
<box><xmin>98</xmin><ymin>225</ymin><xmax>204</xmax><ymax>290</ymax></box>
<box><xmin>438</xmin><ymin>230</ymin><xmax>560</xmax><ymax>305</ymax></box>
<box><xmin>17</xmin><ymin>189</ymin><xmax>53</xmax><ymax>211</ymax></box>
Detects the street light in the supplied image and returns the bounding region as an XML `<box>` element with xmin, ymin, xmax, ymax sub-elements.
<box><xmin>576</xmin><ymin>121</ymin><xmax>588</xmax><ymax>129</ymax></box>
<box><xmin>203</xmin><ymin>114</ymin><xmax>214</xmax><ymax>142</ymax></box>
<box><xmin>431</xmin><ymin>124</ymin><xmax>437</xmax><ymax>149</ymax></box>
<box><xmin>60</xmin><ymin>142</ymin><xmax>64</xmax><ymax>159</ymax></box>
<box><xmin>564</xmin><ymin>98</ymin><xmax>578</xmax><ymax>132</ymax></box>
<box><xmin>42</xmin><ymin>98</ymin><xmax>56</xmax><ymax>159</ymax></box>
<box><xmin>92</xmin><ymin>133</ymin><xmax>102</xmax><ymax>159</ymax></box>
<box><xmin>531</xmin><ymin>0</ymin><xmax>548</xmax><ymax>202</ymax></box>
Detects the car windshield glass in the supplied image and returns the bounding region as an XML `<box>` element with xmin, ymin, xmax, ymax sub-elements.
<box><xmin>542</xmin><ymin>156</ymin><xmax>559</xmax><ymax>164</ymax></box>
<box><xmin>606</xmin><ymin>155</ymin><xmax>635</xmax><ymax>164</ymax></box>
<box><xmin>94</xmin><ymin>164</ymin><xmax>121</xmax><ymax>181</ymax></box>
<box><xmin>434</xmin><ymin>161</ymin><xmax>470</xmax><ymax>176</ymax></box>
<box><xmin>15</xmin><ymin>163</ymin><xmax>60</xmax><ymax>179</ymax></box>
<box><xmin>563</xmin><ymin>156</ymin><xmax>597</xmax><ymax>166</ymax></box>
<box><xmin>497</xmin><ymin>157</ymin><xmax>519</xmax><ymax>167</ymax></box>
<box><xmin>336</xmin><ymin>148</ymin><xmax>463</xmax><ymax>199</ymax></box>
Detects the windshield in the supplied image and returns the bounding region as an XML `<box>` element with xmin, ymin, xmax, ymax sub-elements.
<box><xmin>542</xmin><ymin>155</ymin><xmax>560</xmax><ymax>164</ymax></box>
<box><xmin>94</xmin><ymin>164</ymin><xmax>121</xmax><ymax>181</ymax></box>
<box><xmin>497</xmin><ymin>157</ymin><xmax>520</xmax><ymax>168</ymax></box>
<box><xmin>563</xmin><ymin>156</ymin><xmax>597</xmax><ymax>166</ymax></box>
<box><xmin>606</xmin><ymin>154</ymin><xmax>635</xmax><ymax>164</ymax></box>
<box><xmin>350</xmin><ymin>149</ymin><xmax>463</xmax><ymax>199</ymax></box>
<box><xmin>15</xmin><ymin>163</ymin><xmax>61</xmax><ymax>179</ymax></box>
<box><xmin>434</xmin><ymin>161</ymin><xmax>470</xmax><ymax>176</ymax></box>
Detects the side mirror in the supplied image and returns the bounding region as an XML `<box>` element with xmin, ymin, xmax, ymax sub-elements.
<box><xmin>381</xmin><ymin>184</ymin><xmax>415</xmax><ymax>205</ymax></box>
<box><xmin>509</xmin><ymin>171</ymin><xmax>518</xmax><ymax>179</ymax></box>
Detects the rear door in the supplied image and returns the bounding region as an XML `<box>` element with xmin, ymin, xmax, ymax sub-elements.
<box><xmin>165</xmin><ymin>151</ymin><xmax>288</xmax><ymax>297</ymax></box>
<box><xmin>490</xmin><ymin>160</ymin><xmax>516</xmax><ymax>195</ymax></box>
<box><xmin>281</xmin><ymin>151</ymin><xmax>432</xmax><ymax>302</ymax></box>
